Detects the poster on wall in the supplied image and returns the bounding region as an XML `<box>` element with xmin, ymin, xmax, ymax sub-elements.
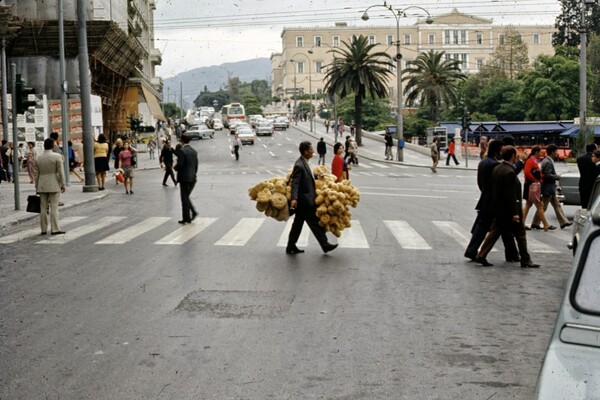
<box><xmin>6</xmin><ymin>94</ymin><xmax>48</xmax><ymax>154</ymax></box>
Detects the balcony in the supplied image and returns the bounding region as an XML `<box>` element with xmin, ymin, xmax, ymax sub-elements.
<box><xmin>150</xmin><ymin>48</ymin><xmax>162</xmax><ymax>65</ymax></box>
<box><xmin>151</xmin><ymin>76</ymin><xmax>163</xmax><ymax>92</ymax></box>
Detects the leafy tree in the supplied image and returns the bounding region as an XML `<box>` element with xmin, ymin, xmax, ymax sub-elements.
<box><xmin>163</xmin><ymin>102</ymin><xmax>181</xmax><ymax>119</ymax></box>
<box><xmin>490</xmin><ymin>26</ymin><xmax>529</xmax><ymax>79</ymax></box>
<box><xmin>553</xmin><ymin>0</ymin><xmax>600</xmax><ymax>47</ymax></box>
<box><xmin>589</xmin><ymin>34</ymin><xmax>600</xmax><ymax>114</ymax></box>
<box><xmin>518</xmin><ymin>54</ymin><xmax>580</xmax><ymax>120</ymax></box>
<box><xmin>227</xmin><ymin>77</ymin><xmax>241</xmax><ymax>102</ymax></box>
<box><xmin>323</xmin><ymin>34</ymin><xmax>393</xmax><ymax>145</ymax></box>
<box><xmin>295</xmin><ymin>101</ymin><xmax>314</xmax><ymax>116</ymax></box>
<box><xmin>336</xmin><ymin>94</ymin><xmax>394</xmax><ymax>132</ymax></box>
<box><xmin>242</xmin><ymin>96</ymin><xmax>262</xmax><ymax>115</ymax></box>
<box><xmin>194</xmin><ymin>89</ymin><xmax>229</xmax><ymax>109</ymax></box>
<box><xmin>403</xmin><ymin>49</ymin><xmax>467</xmax><ymax>123</ymax></box>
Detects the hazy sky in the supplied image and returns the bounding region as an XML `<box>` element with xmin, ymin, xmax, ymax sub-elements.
<box><xmin>154</xmin><ymin>0</ymin><xmax>561</xmax><ymax>76</ymax></box>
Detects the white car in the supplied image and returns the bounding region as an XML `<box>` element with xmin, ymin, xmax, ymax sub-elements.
<box><xmin>255</xmin><ymin>121</ymin><xmax>274</xmax><ymax>136</ymax></box>
<box><xmin>186</xmin><ymin>124</ymin><xmax>214</xmax><ymax>140</ymax></box>
<box><xmin>273</xmin><ymin>117</ymin><xmax>289</xmax><ymax>130</ymax></box>
<box><xmin>237</xmin><ymin>127</ymin><xmax>255</xmax><ymax>144</ymax></box>
<box><xmin>212</xmin><ymin>118</ymin><xmax>224</xmax><ymax>130</ymax></box>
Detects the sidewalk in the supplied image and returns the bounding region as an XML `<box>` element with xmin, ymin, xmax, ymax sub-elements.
<box><xmin>0</xmin><ymin>147</ymin><xmax>163</xmax><ymax>229</ymax></box>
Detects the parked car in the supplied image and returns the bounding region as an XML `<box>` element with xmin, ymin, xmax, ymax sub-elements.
<box><xmin>255</xmin><ymin>121</ymin><xmax>274</xmax><ymax>136</ymax></box>
<box><xmin>535</xmin><ymin>192</ymin><xmax>600</xmax><ymax>399</ymax></box>
<box><xmin>568</xmin><ymin>177</ymin><xmax>600</xmax><ymax>254</ymax></box>
<box><xmin>273</xmin><ymin>117</ymin><xmax>289</xmax><ymax>130</ymax></box>
<box><xmin>186</xmin><ymin>124</ymin><xmax>214</xmax><ymax>140</ymax></box>
<box><xmin>557</xmin><ymin>171</ymin><xmax>581</xmax><ymax>206</ymax></box>
<box><xmin>212</xmin><ymin>118</ymin><xmax>224</xmax><ymax>131</ymax></box>
<box><xmin>237</xmin><ymin>127</ymin><xmax>255</xmax><ymax>145</ymax></box>
<box><xmin>228</xmin><ymin>119</ymin><xmax>242</xmax><ymax>134</ymax></box>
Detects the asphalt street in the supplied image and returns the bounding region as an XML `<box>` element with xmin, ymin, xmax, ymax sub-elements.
<box><xmin>0</xmin><ymin>126</ymin><xmax>577</xmax><ymax>399</ymax></box>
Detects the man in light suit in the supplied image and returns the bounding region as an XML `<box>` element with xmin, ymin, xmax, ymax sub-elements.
<box><xmin>531</xmin><ymin>144</ymin><xmax>571</xmax><ymax>229</ymax></box>
<box><xmin>286</xmin><ymin>141</ymin><xmax>337</xmax><ymax>254</ymax></box>
<box><xmin>174</xmin><ymin>134</ymin><xmax>198</xmax><ymax>224</ymax></box>
<box><xmin>34</xmin><ymin>138</ymin><xmax>66</xmax><ymax>235</ymax></box>
<box><xmin>475</xmin><ymin>146</ymin><xmax>539</xmax><ymax>268</ymax></box>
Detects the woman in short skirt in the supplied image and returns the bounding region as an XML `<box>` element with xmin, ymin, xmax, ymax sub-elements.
<box><xmin>93</xmin><ymin>133</ymin><xmax>110</xmax><ymax>190</ymax></box>
<box><xmin>118</xmin><ymin>141</ymin><xmax>136</xmax><ymax>194</ymax></box>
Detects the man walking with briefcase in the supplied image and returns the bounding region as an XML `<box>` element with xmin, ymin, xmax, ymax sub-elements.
<box><xmin>34</xmin><ymin>138</ymin><xmax>66</xmax><ymax>235</ymax></box>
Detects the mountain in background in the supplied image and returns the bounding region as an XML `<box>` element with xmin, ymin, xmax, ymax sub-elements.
<box><xmin>162</xmin><ymin>58</ymin><xmax>272</xmax><ymax>106</ymax></box>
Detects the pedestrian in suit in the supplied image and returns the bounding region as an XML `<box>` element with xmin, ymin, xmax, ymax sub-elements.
<box><xmin>317</xmin><ymin>137</ymin><xmax>326</xmax><ymax>165</ymax></box>
<box><xmin>174</xmin><ymin>135</ymin><xmax>198</xmax><ymax>224</ymax></box>
<box><xmin>159</xmin><ymin>139</ymin><xmax>177</xmax><ymax>186</ymax></box>
<box><xmin>531</xmin><ymin>145</ymin><xmax>571</xmax><ymax>229</ymax></box>
<box><xmin>475</xmin><ymin>146</ymin><xmax>539</xmax><ymax>268</ymax></box>
<box><xmin>464</xmin><ymin>139</ymin><xmax>520</xmax><ymax>262</ymax></box>
<box><xmin>34</xmin><ymin>138</ymin><xmax>66</xmax><ymax>235</ymax></box>
<box><xmin>286</xmin><ymin>141</ymin><xmax>338</xmax><ymax>254</ymax></box>
<box><xmin>577</xmin><ymin>143</ymin><xmax>598</xmax><ymax>208</ymax></box>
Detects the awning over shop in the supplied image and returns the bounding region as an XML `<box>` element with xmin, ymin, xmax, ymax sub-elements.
<box><xmin>560</xmin><ymin>125</ymin><xmax>600</xmax><ymax>137</ymax></box>
<box><xmin>141</xmin><ymin>85</ymin><xmax>166</xmax><ymax>122</ymax></box>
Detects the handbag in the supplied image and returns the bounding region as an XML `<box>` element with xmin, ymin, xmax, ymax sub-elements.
<box><xmin>26</xmin><ymin>195</ymin><xmax>41</xmax><ymax>213</ymax></box>
<box><xmin>528</xmin><ymin>182</ymin><xmax>541</xmax><ymax>204</ymax></box>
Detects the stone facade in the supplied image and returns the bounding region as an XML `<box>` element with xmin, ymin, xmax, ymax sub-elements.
<box><xmin>272</xmin><ymin>9</ymin><xmax>554</xmax><ymax>108</ymax></box>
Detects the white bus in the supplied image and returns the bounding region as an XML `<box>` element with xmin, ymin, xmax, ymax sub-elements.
<box><xmin>222</xmin><ymin>103</ymin><xmax>245</xmax><ymax>128</ymax></box>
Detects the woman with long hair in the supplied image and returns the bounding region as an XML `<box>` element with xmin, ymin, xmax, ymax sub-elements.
<box><xmin>522</xmin><ymin>146</ymin><xmax>555</xmax><ymax>231</ymax></box>
<box><xmin>331</xmin><ymin>142</ymin><xmax>350</xmax><ymax>182</ymax></box>
<box><xmin>93</xmin><ymin>133</ymin><xmax>110</xmax><ymax>190</ymax></box>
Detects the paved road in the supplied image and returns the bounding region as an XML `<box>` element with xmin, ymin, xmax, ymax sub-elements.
<box><xmin>0</xmin><ymin>126</ymin><xmax>575</xmax><ymax>399</ymax></box>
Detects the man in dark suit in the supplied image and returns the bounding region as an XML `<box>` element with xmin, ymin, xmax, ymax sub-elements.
<box><xmin>174</xmin><ymin>135</ymin><xmax>198</xmax><ymax>224</ymax></box>
<box><xmin>159</xmin><ymin>139</ymin><xmax>177</xmax><ymax>186</ymax></box>
<box><xmin>531</xmin><ymin>144</ymin><xmax>570</xmax><ymax>229</ymax></box>
<box><xmin>475</xmin><ymin>146</ymin><xmax>540</xmax><ymax>268</ymax></box>
<box><xmin>286</xmin><ymin>141</ymin><xmax>338</xmax><ymax>254</ymax></box>
<box><xmin>577</xmin><ymin>143</ymin><xmax>598</xmax><ymax>209</ymax></box>
<box><xmin>464</xmin><ymin>139</ymin><xmax>519</xmax><ymax>262</ymax></box>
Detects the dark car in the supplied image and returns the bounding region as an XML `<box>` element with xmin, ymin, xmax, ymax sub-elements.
<box><xmin>568</xmin><ymin>177</ymin><xmax>600</xmax><ymax>254</ymax></box>
<box><xmin>557</xmin><ymin>171</ymin><xmax>581</xmax><ymax>206</ymax></box>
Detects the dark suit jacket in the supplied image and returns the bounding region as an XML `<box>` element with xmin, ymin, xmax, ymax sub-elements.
<box><xmin>317</xmin><ymin>141</ymin><xmax>326</xmax><ymax>155</ymax></box>
<box><xmin>475</xmin><ymin>155</ymin><xmax>499</xmax><ymax>213</ymax></box>
<box><xmin>159</xmin><ymin>145</ymin><xmax>175</xmax><ymax>165</ymax></box>
<box><xmin>492</xmin><ymin>161</ymin><xmax>522</xmax><ymax>226</ymax></box>
<box><xmin>290</xmin><ymin>157</ymin><xmax>316</xmax><ymax>208</ymax></box>
<box><xmin>174</xmin><ymin>144</ymin><xmax>198</xmax><ymax>183</ymax></box>
<box><xmin>540</xmin><ymin>156</ymin><xmax>560</xmax><ymax>196</ymax></box>
<box><xmin>578</xmin><ymin>152</ymin><xmax>597</xmax><ymax>207</ymax></box>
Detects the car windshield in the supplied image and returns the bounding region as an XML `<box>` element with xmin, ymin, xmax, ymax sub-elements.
<box><xmin>573</xmin><ymin>233</ymin><xmax>600</xmax><ymax>314</ymax></box>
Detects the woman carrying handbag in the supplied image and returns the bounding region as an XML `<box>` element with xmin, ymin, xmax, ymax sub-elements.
<box><xmin>522</xmin><ymin>146</ymin><xmax>555</xmax><ymax>231</ymax></box>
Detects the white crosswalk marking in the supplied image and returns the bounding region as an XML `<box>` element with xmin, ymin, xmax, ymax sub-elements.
<box><xmin>155</xmin><ymin>218</ymin><xmax>218</xmax><ymax>245</ymax></box>
<box><xmin>37</xmin><ymin>217</ymin><xmax>126</xmax><ymax>244</ymax></box>
<box><xmin>215</xmin><ymin>218</ymin><xmax>265</xmax><ymax>246</ymax></box>
<box><xmin>526</xmin><ymin>236</ymin><xmax>561</xmax><ymax>253</ymax></box>
<box><xmin>356</xmin><ymin>163</ymin><xmax>373</xmax><ymax>169</ymax></box>
<box><xmin>0</xmin><ymin>216</ymin><xmax>87</xmax><ymax>244</ymax></box>
<box><xmin>277</xmin><ymin>219</ymin><xmax>310</xmax><ymax>248</ymax></box>
<box><xmin>357</xmin><ymin>172</ymin><xmax>373</xmax><ymax>176</ymax></box>
<box><xmin>368</xmin><ymin>162</ymin><xmax>391</xmax><ymax>169</ymax></box>
<box><xmin>338</xmin><ymin>220</ymin><xmax>369</xmax><ymax>248</ymax></box>
<box><xmin>95</xmin><ymin>217</ymin><xmax>171</xmax><ymax>244</ymax></box>
<box><xmin>434</xmin><ymin>220</ymin><xmax>497</xmax><ymax>253</ymax></box>
<box><xmin>384</xmin><ymin>220</ymin><xmax>431</xmax><ymax>249</ymax></box>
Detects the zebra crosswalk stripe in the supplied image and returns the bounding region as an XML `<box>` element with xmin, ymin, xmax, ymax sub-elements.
<box><xmin>155</xmin><ymin>218</ymin><xmax>218</xmax><ymax>245</ymax></box>
<box><xmin>277</xmin><ymin>219</ymin><xmax>310</xmax><ymax>248</ymax></box>
<box><xmin>384</xmin><ymin>220</ymin><xmax>431</xmax><ymax>249</ymax></box>
<box><xmin>338</xmin><ymin>220</ymin><xmax>369</xmax><ymax>248</ymax></box>
<box><xmin>526</xmin><ymin>236</ymin><xmax>560</xmax><ymax>253</ymax></box>
<box><xmin>368</xmin><ymin>162</ymin><xmax>391</xmax><ymax>169</ymax></box>
<box><xmin>96</xmin><ymin>217</ymin><xmax>171</xmax><ymax>244</ymax></box>
<box><xmin>0</xmin><ymin>216</ymin><xmax>87</xmax><ymax>244</ymax></box>
<box><xmin>37</xmin><ymin>217</ymin><xmax>126</xmax><ymax>244</ymax></box>
<box><xmin>215</xmin><ymin>218</ymin><xmax>265</xmax><ymax>246</ymax></box>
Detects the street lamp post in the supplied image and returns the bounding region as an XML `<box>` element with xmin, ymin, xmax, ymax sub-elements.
<box><xmin>291</xmin><ymin>52</ymin><xmax>312</xmax><ymax>132</ymax></box>
<box><xmin>362</xmin><ymin>2</ymin><xmax>433</xmax><ymax>162</ymax></box>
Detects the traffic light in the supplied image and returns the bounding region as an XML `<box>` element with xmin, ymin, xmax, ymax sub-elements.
<box><xmin>15</xmin><ymin>74</ymin><xmax>36</xmax><ymax>114</ymax></box>
<box><xmin>462</xmin><ymin>111</ymin><xmax>471</xmax><ymax>130</ymax></box>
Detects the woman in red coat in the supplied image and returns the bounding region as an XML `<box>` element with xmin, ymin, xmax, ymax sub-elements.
<box><xmin>522</xmin><ymin>146</ymin><xmax>554</xmax><ymax>231</ymax></box>
<box><xmin>331</xmin><ymin>142</ymin><xmax>349</xmax><ymax>182</ymax></box>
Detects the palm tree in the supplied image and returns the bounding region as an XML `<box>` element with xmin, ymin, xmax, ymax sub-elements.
<box><xmin>323</xmin><ymin>35</ymin><xmax>392</xmax><ymax>145</ymax></box>
<box><xmin>403</xmin><ymin>50</ymin><xmax>467</xmax><ymax>122</ymax></box>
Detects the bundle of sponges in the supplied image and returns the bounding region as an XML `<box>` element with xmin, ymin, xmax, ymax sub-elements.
<box><xmin>312</xmin><ymin>165</ymin><xmax>360</xmax><ymax>237</ymax></box>
<box><xmin>248</xmin><ymin>176</ymin><xmax>292</xmax><ymax>221</ymax></box>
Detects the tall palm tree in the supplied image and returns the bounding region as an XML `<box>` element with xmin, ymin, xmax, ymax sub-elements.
<box><xmin>403</xmin><ymin>50</ymin><xmax>467</xmax><ymax>122</ymax></box>
<box><xmin>323</xmin><ymin>35</ymin><xmax>392</xmax><ymax>145</ymax></box>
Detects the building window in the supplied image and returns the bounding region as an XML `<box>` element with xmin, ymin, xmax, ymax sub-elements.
<box><xmin>317</xmin><ymin>88</ymin><xmax>322</xmax><ymax>94</ymax></box>
<box><xmin>297</xmin><ymin>62</ymin><xmax>304</xmax><ymax>74</ymax></box>
<box><xmin>461</xmin><ymin>30</ymin><xmax>466</xmax><ymax>44</ymax></box>
<box><xmin>388</xmin><ymin>63</ymin><xmax>394</xmax><ymax>72</ymax></box>
<box><xmin>460</xmin><ymin>54</ymin><xmax>467</xmax><ymax>69</ymax></box>
<box><xmin>533</xmin><ymin>33</ymin><xmax>540</xmax><ymax>44</ymax></box>
<box><xmin>476</xmin><ymin>58</ymin><xmax>483</xmax><ymax>70</ymax></box>
<box><xmin>404</xmin><ymin>34</ymin><xmax>411</xmax><ymax>45</ymax></box>
<box><xmin>369</xmin><ymin>35</ymin><xmax>376</xmax><ymax>45</ymax></box>
<box><xmin>476</xmin><ymin>33</ymin><xmax>483</xmax><ymax>45</ymax></box>
<box><xmin>314</xmin><ymin>36</ymin><xmax>322</xmax><ymax>47</ymax></box>
<box><xmin>315</xmin><ymin>61</ymin><xmax>323</xmax><ymax>73</ymax></box>
<box><xmin>387</xmin><ymin>34</ymin><xmax>394</xmax><ymax>45</ymax></box>
<box><xmin>389</xmin><ymin>86</ymin><xmax>394</xmax><ymax>97</ymax></box>
<box><xmin>296</xmin><ymin>36</ymin><xmax>304</xmax><ymax>47</ymax></box>
<box><xmin>499</xmin><ymin>34</ymin><xmax>505</xmax><ymax>45</ymax></box>
<box><xmin>428</xmin><ymin>34</ymin><xmax>435</xmax><ymax>44</ymax></box>
<box><xmin>332</xmin><ymin>36</ymin><xmax>340</xmax><ymax>47</ymax></box>
<box><xmin>444</xmin><ymin>30</ymin><xmax>467</xmax><ymax>45</ymax></box>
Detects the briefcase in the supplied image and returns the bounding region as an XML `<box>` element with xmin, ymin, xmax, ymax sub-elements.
<box><xmin>26</xmin><ymin>195</ymin><xmax>41</xmax><ymax>213</ymax></box>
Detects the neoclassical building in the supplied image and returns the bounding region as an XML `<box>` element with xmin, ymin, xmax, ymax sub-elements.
<box><xmin>271</xmin><ymin>9</ymin><xmax>554</xmax><ymax>110</ymax></box>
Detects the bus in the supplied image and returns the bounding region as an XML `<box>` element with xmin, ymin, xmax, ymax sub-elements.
<box><xmin>222</xmin><ymin>103</ymin><xmax>245</xmax><ymax>128</ymax></box>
